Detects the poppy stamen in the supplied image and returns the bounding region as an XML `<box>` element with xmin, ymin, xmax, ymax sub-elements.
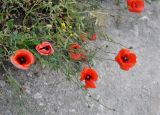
<box><xmin>122</xmin><ymin>56</ymin><xmax>129</xmax><ymax>62</ymax></box>
<box><xmin>17</xmin><ymin>56</ymin><xmax>26</xmax><ymax>64</ymax></box>
<box><xmin>74</xmin><ymin>47</ymin><xmax>77</xmax><ymax>49</ymax></box>
<box><xmin>85</xmin><ymin>75</ymin><xmax>92</xmax><ymax>81</ymax></box>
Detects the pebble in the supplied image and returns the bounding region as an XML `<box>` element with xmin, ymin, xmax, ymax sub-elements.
<box><xmin>5</xmin><ymin>110</ymin><xmax>12</xmax><ymax>115</ymax></box>
<box><xmin>0</xmin><ymin>80</ymin><xmax>6</xmax><ymax>87</ymax></box>
<box><xmin>33</xmin><ymin>92</ymin><xmax>43</xmax><ymax>99</ymax></box>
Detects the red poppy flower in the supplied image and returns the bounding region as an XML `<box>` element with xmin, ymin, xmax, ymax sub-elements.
<box><xmin>35</xmin><ymin>42</ymin><xmax>54</xmax><ymax>56</ymax></box>
<box><xmin>10</xmin><ymin>49</ymin><xmax>35</xmax><ymax>70</ymax></box>
<box><xmin>127</xmin><ymin>0</ymin><xmax>144</xmax><ymax>13</ymax></box>
<box><xmin>80</xmin><ymin>66</ymin><xmax>98</xmax><ymax>89</ymax></box>
<box><xmin>115</xmin><ymin>48</ymin><xmax>137</xmax><ymax>71</ymax></box>
<box><xmin>89</xmin><ymin>33</ymin><xmax>96</xmax><ymax>41</ymax></box>
<box><xmin>68</xmin><ymin>43</ymin><xmax>87</xmax><ymax>61</ymax></box>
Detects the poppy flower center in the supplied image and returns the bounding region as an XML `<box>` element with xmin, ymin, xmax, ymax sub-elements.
<box><xmin>85</xmin><ymin>75</ymin><xmax>92</xmax><ymax>81</ymax></box>
<box><xmin>41</xmin><ymin>46</ymin><xmax>50</xmax><ymax>51</ymax></box>
<box><xmin>73</xmin><ymin>46</ymin><xmax>79</xmax><ymax>49</ymax></box>
<box><xmin>122</xmin><ymin>56</ymin><xmax>129</xmax><ymax>62</ymax></box>
<box><xmin>17</xmin><ymin>56</ymin><xmax>26</xmax><ymax>64</ymax></box>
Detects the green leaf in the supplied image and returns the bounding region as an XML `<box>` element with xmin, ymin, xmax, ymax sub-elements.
<box><xmin>6</xmin><ymin>19</ymin><xmax>14</xmax><ymax>29</ymax></box>
<box><xmin>0</xmin><ymin>48</ymin><xmax>4</xmax><ymax>54</ymax></box>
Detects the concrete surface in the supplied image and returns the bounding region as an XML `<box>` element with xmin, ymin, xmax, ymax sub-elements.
<box><xmin>0</xmin><ymin>0</ymin><xmax>160</xmax><ymax>115</ymax></box>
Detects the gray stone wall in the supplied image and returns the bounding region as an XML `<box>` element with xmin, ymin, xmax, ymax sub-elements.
<box><xmin>0</xmin><ymin>1</ymin><xmax>160</xmax><ymax>115</ymax></box>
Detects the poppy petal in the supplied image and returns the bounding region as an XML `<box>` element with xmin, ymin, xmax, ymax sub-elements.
<box><xmin>90</xmin><ymin>33</ymin><xmax>97</xmax><ymax>41</ymax></box>
<box><xmin>128</xmin><ymin>53</ymin><xmax>137</xmax><ymax>67</ymax></box>
<box><xmin>85</xmin><ymin>80</ymin><xmax>96</xmax><ymax>89</ymax></box>
<box><xmin>69</xmin><ymin>52</ymin><xmax>82</xmax><ymax>60</ymax></box>
<box><xmin>80</xmin><ymin>66</ymin><xmax>89</xmax><ymax>81</ymax></box>
<box><xmin>87</xmin><ymin>69</ymin><xmax>98</xmax><ymax>81</ymax></box>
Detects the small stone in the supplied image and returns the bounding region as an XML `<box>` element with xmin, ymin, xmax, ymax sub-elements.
<box><xmin>34</xmin><ymin>92</ymin><xmax>42</xmax><ymax>99</ymax></box>
<box><xmin>27</xmin><ymin>72</ymin><xmax>32</xmax><ymax>77</ymax></box>
<box><xmin>39</xmin><ymin>102</ymin><xmax>44</xmax><ymax>106</ymax></box>
<box><xmin>5</xmin><ymin>110</ymin><xmax>12</xmax><ymax>115</ymax></box>
<box><xmin>22</xmin><ymin>85</ymin><xmax>31</xmax><ymax>94</ymax></box>
<box><xmin>0</xmin><ymin>80</ymin><xmax>6</xmax><ymax>87</ymax></box>
<box><xmin>139</xmin><ymin>16</ymin><xmax>149</xmax><ymax>21</ymax></box>
<box><xmin>88</xmin><ymin>105</ymin><xmax>91</xmax><ymax>108</ymax></box>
